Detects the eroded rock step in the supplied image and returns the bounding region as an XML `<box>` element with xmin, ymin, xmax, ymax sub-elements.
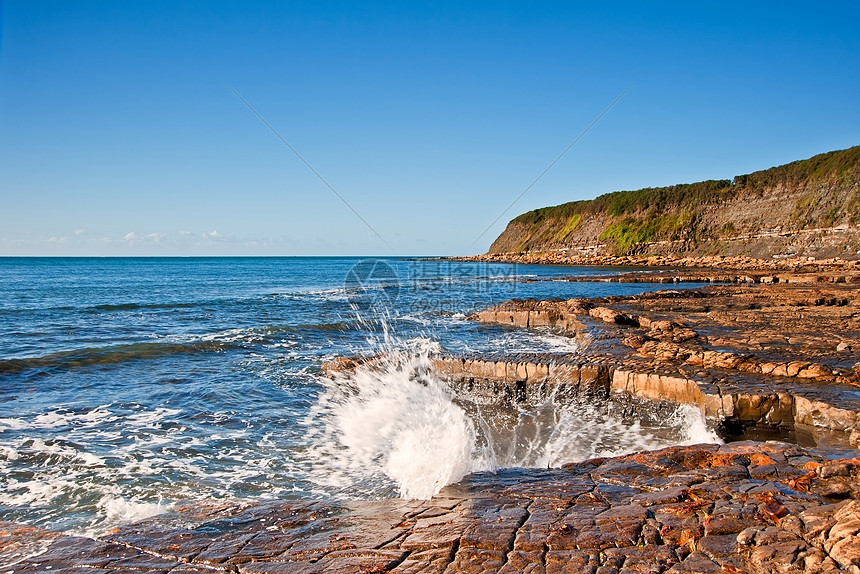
<box><xmin>3</xmin><ymin>443</ymin><xmax>858</xmax><ymax>573</ymax></box>
<box><xmin>466</xmin><ymin>283</ymin><xmax>860</xmax><ymax>447</ymax></box>
<box><xmin>454</xmin><ymin>252</ymin><xmax>860</xmax><ymax>273</ymax></box>
<box><xmin>522</xmin><ymin>270</ymin><xmax>860</xmax><ymax>285</ymax></box>
<box><xmin>431</xmin><ymin>353</ymin><xmax>860</xmax><ymax>448</ymax></box>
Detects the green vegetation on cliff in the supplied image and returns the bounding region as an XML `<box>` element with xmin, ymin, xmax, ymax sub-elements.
<box><xmin>513</xmin><ymin>179</ymin><xmax>733</xmax><ymax>226</ymax></box>
<box><xmin>490</xmin><ymin>145</ymin><xmax>860</xmax><ymax>256</ymax></box>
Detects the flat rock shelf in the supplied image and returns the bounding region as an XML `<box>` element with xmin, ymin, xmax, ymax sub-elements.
<box><xmin>1</xmin><ymin>443</ymin><xmax>858</xmax><ymax>573</ymax></box>
<box><xmin>467</xmin><ymin>279</ymin><xmax>860</xmax><ymax>448</ymax></box>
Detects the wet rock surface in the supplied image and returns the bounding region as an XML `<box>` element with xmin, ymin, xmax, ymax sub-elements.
<box><xmin>471</xmin><ymin>281</ymin><xmax>860</xmax><ymax>380</ymax></box>
<box><xmin>2</xmin><ymin>443</ymin><xmax>858</xmax><ymax>573</ymax></box>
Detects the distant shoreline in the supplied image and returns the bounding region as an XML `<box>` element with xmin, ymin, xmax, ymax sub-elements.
<box><xmin>439</xmin><ymin>251</ymin><xmax>860</xmax><ymax>273</ymax></box>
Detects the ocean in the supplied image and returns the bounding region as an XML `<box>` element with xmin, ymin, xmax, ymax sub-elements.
<box><xmin>0</xmin><ymin>257</ymin><xmax>716</xmax><ymax>535</ymax></box>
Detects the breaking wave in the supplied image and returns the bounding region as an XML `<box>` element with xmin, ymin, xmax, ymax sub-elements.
<box><xmin>304</xmin><ymin>340</ymin><xmax>721</xmax><ymax>500</ymax></box>
<box><xmin>303</xmin><ymin>339</ymin><xmax>476</xmax><ymax>500</ymax></box>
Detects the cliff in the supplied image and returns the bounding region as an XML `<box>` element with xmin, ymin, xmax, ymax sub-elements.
<box><xmin>489</xmin><ymin>146</ymin><xmax>860</xmax><ymax>259</ymax></box>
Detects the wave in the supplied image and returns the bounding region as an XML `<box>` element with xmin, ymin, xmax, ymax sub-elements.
<box><xmin>297</xmin><ymin>321</ymin><xmax>354</xmax><ymax>332</ymax></box>
<box><xmin>0</xmin><ymin>403</ymin><xmax>292</xmax><ymax>536</ymax></box>
<box><xmin>90</xmin><ymin>301</ymin><xmax>203</xmax><ymax>312</ymax></box>
<box><xmin>304</xmin><ymin>344</ymin><xmax>476</xmax><ymax>499</ymax></box>
<box><xmin>195</xmin><ymin>322</ymin><xmax>355</xmax><ymax>343</ymax></box>
<box><xmin>303</xmin><ymin>339</ymin><xmax>721</xmax><ymax>500</ymax></box>
<box><xmin>0</xmin><ymin>301</ymin><xmax>208</xmax><ymax>316</ymax></box>
<box><xmin>0</xmin><ymin>340</ymin><xmax>244</xmax><ymax>375</ymax></box>
<box><xmin>264</xmin><ymin>289</ymin><xmax>350</xmax><ymax>303</ymax></box>
<box><xmin>3</xmin><ymin>289</ymin><xmax>353</xmax><ymax>316</ymax></box>
<box><xmin>0</xmin><ymin>320</ymin><xmax>371</xmax><ymax>376</ymax></box>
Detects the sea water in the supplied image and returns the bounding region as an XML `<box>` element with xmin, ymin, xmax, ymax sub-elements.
<box><xmin>0</xmin><ymin>257</ymin><xmax>718</xmax><ymax>535</ymax></box>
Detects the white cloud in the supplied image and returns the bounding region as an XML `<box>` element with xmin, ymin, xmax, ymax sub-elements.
<box><xmin>202</xmin><ymin>230</ymin><xmax>234</xmax><ymax>242</ymax></box>
<box><xmin>74</xmin><ymin>229</ymin><xmax>86</xmax><ymax>235</ymax></box>
<box><xmin>124</xmin><ymin>232</ymin><xmax>137</xmax><ymax>241</ymax></box>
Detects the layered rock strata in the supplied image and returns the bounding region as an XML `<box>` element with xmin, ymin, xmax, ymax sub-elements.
<box><xmin>467</xmin><ymin>281</ymin><xmax>860</xmax><ymax>446</ymax></box>
<box><xmin>454</xmin><ymin>253</ymin><xmax>860</xmax><ymax>272</ymax></box>
<box><xmin>429</xmin><ymin>354</ymin><xmax>858</xmax><ymax>446</ymax></box>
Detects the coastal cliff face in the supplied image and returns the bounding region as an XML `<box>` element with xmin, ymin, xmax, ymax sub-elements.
<box><xmin>489</xmin><ymin>146</ymin><xmax>860</xmax><ymax>259</ymax></box>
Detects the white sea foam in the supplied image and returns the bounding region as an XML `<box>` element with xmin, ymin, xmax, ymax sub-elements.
<box><xmin>0</xmin><ymin>445</ymin><xmax>19</xmax><ymax>461</ymax></box>
<box><xmin>99</xmin><ymin>497</ymin><xmax>169</xmax><ymax>525</ymax></box>
<box><xmin>0</xmin><ymin>407</ymin><xmax>116</xmax><ymax>431</ymax></box>
<box><xmin>0</xmin><ymin>418</ymin><xmax>28</xmax><ymax>430</ymax></box>
<box><xmin>673</xmin><ymin>403</ymin><xmax>721</xmax><ymax>445</ymax></box>
<box><xmin>0</xmin><ymin>402</ymin><xmax>296</xmax><ymax>536</ymax></box>
<box><xmin>305</xmin><ymin>342</ymin><xmax>479</xmax><ymax>499</ymax></box>
<box><xmin>270</xmin><ymin>288</ymin><xmax>350</xmax><ymax>303</ymax></box>
<box><xmin>531</xmin><ymin>331</ymin><xmax>584</xmax><ymax>353</ymax></box>
<box><xmin>72</xmin><ymin>496</ymin><xmax>171</xmax><ymax>539</ymax></box>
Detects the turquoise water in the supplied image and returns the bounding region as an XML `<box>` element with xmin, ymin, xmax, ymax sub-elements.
<box><xmin>0</xmin><ymin>257</ymin><xmax>707</xmax><ymax>534</ymax></box>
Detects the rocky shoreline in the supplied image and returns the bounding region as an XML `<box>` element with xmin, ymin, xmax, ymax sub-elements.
<box><xmin>449</xmin><ymin>252</ymin><xmax>860</xmax><ymax>273</ymax></box>
<box><xmin>2</xmin><ymin>263</ymin><xmax>860</xmax><ymax>573</ymax></box>
<box><xmin>463</xmin><ymin>281</ymin><xmax>860</xmax><ymax>447</ymax></box>
<box><xmin>2</xmin><ymin>443</ymin><xmax>858</xmax><ymax>573</ymax></box>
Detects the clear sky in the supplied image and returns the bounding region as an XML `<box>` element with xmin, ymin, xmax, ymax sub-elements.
<box><xmin>1</xmin><ymin>1</ymin><xmax>859</xmax><ymax>256</ymax></box>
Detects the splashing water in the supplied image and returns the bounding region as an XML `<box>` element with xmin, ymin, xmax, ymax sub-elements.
<box><xmin>305</xmin><ymin>342</ymin><xmax>481</xmax><ymax>499</ymax></box>
<box><xmin>470</xmin><ymin>399</ymin><xmax>720</xmax><ymax>470</ymax></box>
<box><xmin>305</xmin><ymin>339</ymin><xmax>722</xmax><ymax>500</ymax></box>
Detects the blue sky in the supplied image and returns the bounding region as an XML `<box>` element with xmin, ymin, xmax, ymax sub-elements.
<box><xmin>1</xmin><ymin>1</ymin><xmax>859</xmax><ymax>256</ymax></box>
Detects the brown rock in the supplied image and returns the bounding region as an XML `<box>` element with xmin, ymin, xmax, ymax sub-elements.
<box><xmin>4</xmin><ymin>443</ymin><xmax>857</xmax><ymax>573</ymax></box>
